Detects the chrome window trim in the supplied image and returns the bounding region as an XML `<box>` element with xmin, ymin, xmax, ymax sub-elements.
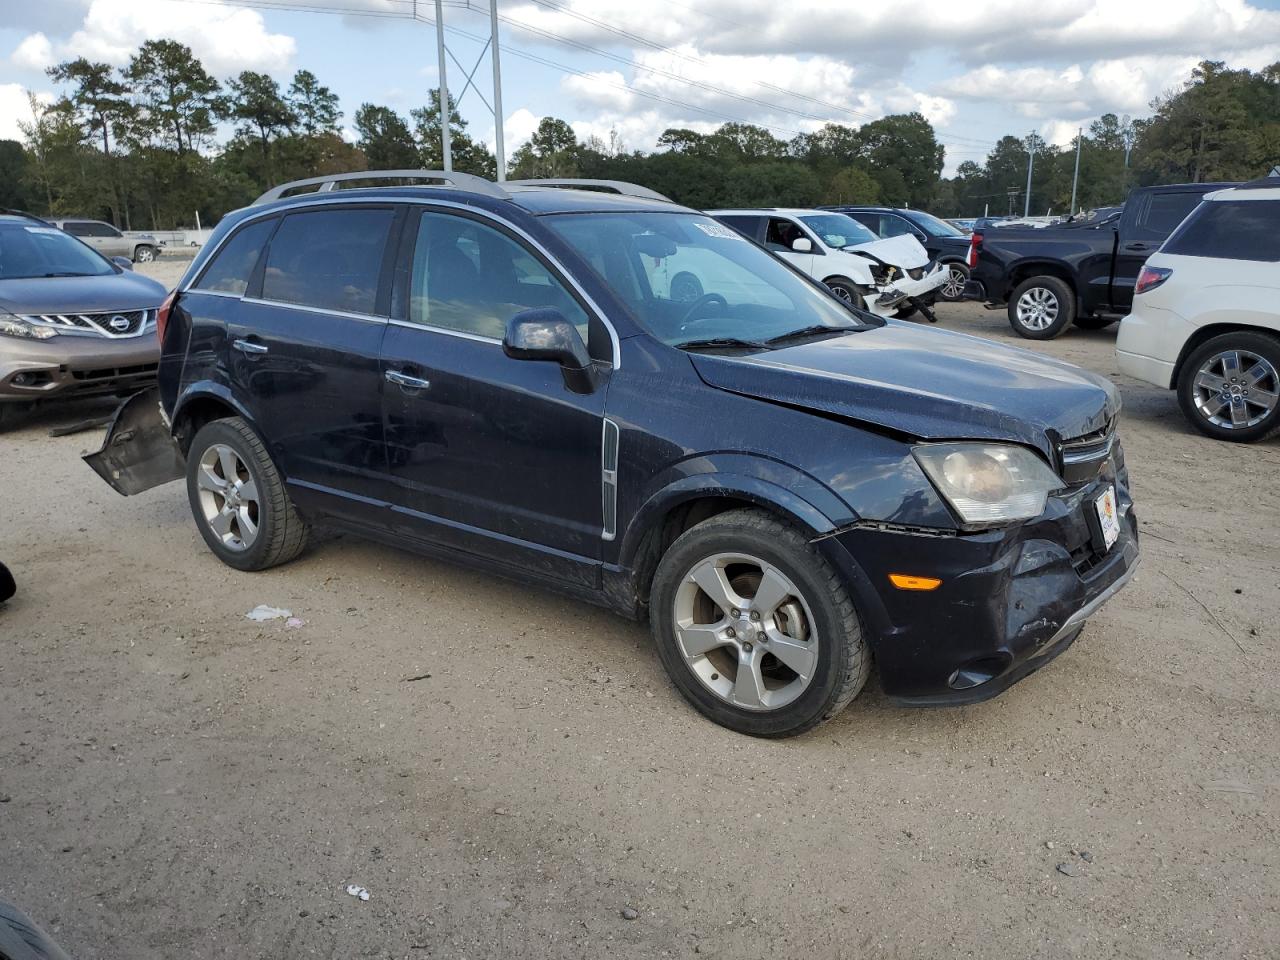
<box><xmin>240</xmin><ymin>297</ymin><xmax>388</xmax><ymax>325</ymax></box>
<box><xmin>386</xmin><ymin>317</ymin><xmax>499</xmax><ymax>346</ymax></box>
<box><xmin>180</xmin><ymin>195</ymin><xmax>623</xmax><ymax>369</ymax></box>
<box><xmin>188</xmin><ymin>287</ymin><xmax>248</xmax><ymax>300</ymax></box>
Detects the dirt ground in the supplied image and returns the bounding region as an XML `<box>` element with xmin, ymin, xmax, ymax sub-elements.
<box><xmin>1</xmin><ymin>258</ymin><xmax>1277</xmax><ymax>959</ymax></box>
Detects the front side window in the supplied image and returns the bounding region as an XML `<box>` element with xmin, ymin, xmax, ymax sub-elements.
<box><xmin>799</xmin><ymin>213</ymin><xmax>879</xmax><ymax>249</ymax></box>
<box><xmin>909</xmin><ymin>211</ymin><xmax>966</xmax><ymax>237</ymax></box>
<box><xmin>1162</xmin><ymin>199</ymin><xmax>1280</xmax><ymax>262</ymax></box>
<box><xmin>764</xmin><ymin>218</ymin><xmax>806</xmax><ymax>252</ymax></box>
<box><xmin>62</xmin><ymin>222</ymin><xmax>93</xmax><ymax>237</ymax></box>
<box><xmin>878</xmin><ymin>215</ymin><xmax>916</xmax><ymax>238</ymax></box>
<box><xmin>194</xmin><ymin>218</ymin><xmax>276</xmax><ymax>295</ymax></box>
<box><xmin>0</xmin><ymin>221</ymin><xmax>114</xmax><ymax>279</ymax></box>
<box><xmin>261</xmin><ymin>207</ymin><xmax>395</xmax><ymax>314</ymax></box>
<box><xmin>545</xmin><ymin>212</ymin><xmax>870</xmax><ymax>347</ymax></box>
<box><xmin>407</xmin><ymin>212</ymin><xmax>590</xmax><ymax>341</ymax></box>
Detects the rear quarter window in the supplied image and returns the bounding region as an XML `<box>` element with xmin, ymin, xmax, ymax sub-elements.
<box><xmin>194</xmin><ymin>218</ymin><xmax>277</xmax><ymax>295</ymax></box>
<box><xmin>261</xmin><ymin>207</ymin><xmax>396</xmax><ymax>314</ymax></box>
<box><xmin>1162</xmin><ymin>199</ymin><xmax>1280</xmax><ymax>262</ymax></box>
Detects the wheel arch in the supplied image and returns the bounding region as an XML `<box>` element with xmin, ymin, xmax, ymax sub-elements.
<box><xmin>1007</xmin><ymin>260</ymin><xmax>1082</xmax><ymax>301</ymax></box>
<box><xmin>171</xmin><ymin>383</ymin><xmax>258</xmax><ymax>455</ymax></box>
<box><xmin>619</xmin><ymin>474</ymin><xmax>841</xmax><ymax>610</ymax></box>
<box><xmin>1171</xmin><ymin>323</ymin><xmax>1280</xmax><ymax>389</ymax></box>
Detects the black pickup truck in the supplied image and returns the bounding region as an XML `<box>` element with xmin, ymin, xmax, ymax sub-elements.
<box><xmin>970</xmin><ymin>182</ymin><xmax>1236</xmax><ymax>339</ymax></box>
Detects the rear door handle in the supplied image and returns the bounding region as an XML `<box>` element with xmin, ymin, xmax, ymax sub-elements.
<box><xmin>233</xmin><ymin>338</ymin><xmax>269</xmax><ymax>355</ymax></box>
<box><xmin>385</xmin><ymin>369</ymin><xmax>430</xmax><ymax>389</ymax></box>
<box><xmin>1124</xmin><ymin>242</ymin><xmax>1152</xmax><ymax>251</ymax></box>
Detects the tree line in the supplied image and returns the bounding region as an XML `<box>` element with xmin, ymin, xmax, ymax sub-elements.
<box><xmin>1</xmin><ymin>43</ymin><xmax>1275</xmax><ymax>230</ymax></box>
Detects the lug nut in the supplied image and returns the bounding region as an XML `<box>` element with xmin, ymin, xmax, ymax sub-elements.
<box><xmin>749</xmin><ymin>611</ymin><xmax>760</xmax><ymax>621</ymax></box>
<box><xmin>741</xmin><ymin>642</ymin><xmax>752</xmax><ymax>654</ymax></box>
<box><xmin>725</xmin><ymin>627</ymin><xmax>735</xmax><ymax>638</ymax></box>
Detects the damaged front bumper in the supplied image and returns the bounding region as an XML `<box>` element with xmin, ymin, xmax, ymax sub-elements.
<box><xmin>83</xmin><ymin>386</ymin><xmax>184</xmax><ymax>495</ymax></box>
<box><xmin>824</xmin><ymin>451</ymin><xmax>1140</xmax><ymax>705</ymax></box>
<box><xmin>867</xmin><ymin>264</ymin><xmax>951</xmax><ymax>316</ymax></box>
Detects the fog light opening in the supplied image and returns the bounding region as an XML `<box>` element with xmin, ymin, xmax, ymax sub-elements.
<box><xmin>947</xmin><ymin>657</ymin><xmax>1009</xmax><ymax>691</ymax></box>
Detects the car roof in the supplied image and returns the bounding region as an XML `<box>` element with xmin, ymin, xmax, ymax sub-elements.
<box><xmin>708</xmin><ymin>208</ymin><xmax>840</xmax><ymax>218</ymax></box>
<box><xmin>1210</xmin><ymin>176</ymin><xmax>1280</xmax><ymax>200</ymax></box>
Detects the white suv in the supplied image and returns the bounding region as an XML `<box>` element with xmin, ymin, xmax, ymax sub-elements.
<box><xmin>710</xmin><ymin>209</ymin><xmax>948</xmax><ymax>319</ymax></box>
<box><xmin>1116</xmin><ymin>176</ymin><xmax>1280</xmax><ymax>442</ymax></box>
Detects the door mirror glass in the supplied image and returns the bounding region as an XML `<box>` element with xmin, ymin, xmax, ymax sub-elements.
<box><xmin>790</xmin><ymin>237</ymin><xmax>813</xmax><ymax>253</ymax></box>
<box><xmin>503</xmin><ymin>308</ymin><xmax>591</xmax><ymax>369</ymax></box>
<box><xmin>112</xmin><ymin>256</ymin><xmax>133</xmax><ymax>270</ymax></box>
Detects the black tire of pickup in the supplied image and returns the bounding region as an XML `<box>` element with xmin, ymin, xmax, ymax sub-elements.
<box><xmin>1008</xmin><ymin>275</ymin><xmax>1075</xmax><ymax>340</ymax></box>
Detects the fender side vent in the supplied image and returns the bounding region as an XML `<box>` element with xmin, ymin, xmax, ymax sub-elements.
<box><xmin>601</xmin><ymin>418</ymin><xmax>619</xmax><ymax>541</ymax></box>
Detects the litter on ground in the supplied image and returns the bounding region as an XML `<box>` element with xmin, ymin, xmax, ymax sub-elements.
<box><xmin>245</xmin><ymin>605</ymin><xmax>292</xmax><ymax>622</ymax></box>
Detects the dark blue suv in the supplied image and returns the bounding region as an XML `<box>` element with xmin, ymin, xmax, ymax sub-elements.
<box><xmin>87</xmin><ymin>171</ymin><xmax>1140</xmax><ymax>737</ymax></box>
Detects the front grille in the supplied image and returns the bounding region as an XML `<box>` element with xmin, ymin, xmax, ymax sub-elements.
<box><xmin>1057</xmin><ymin>419</ymin><xmax>1117</xmax><ymax>486</ymax></box>
<box><xmin>19</xmin><ymin>309</ymin><xmax>155</xmax><ymax>339</ymax></box>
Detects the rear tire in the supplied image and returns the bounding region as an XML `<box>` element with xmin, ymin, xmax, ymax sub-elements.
<box><xmin>1008</xmin><ymin>276</ymin><xmax>1075</xmax><ymax>339</ymax></box>
<box><xmin>650</xmin><ymin>509</ymin><xmax>870</xmax><ymax>737</ymax></box>
<box><xmin>824</xmin><ymin>277</ymin><xmax>866</xmax><ymax>311</ymax></box>
<box><xmin>185</xmin><ymin>417</ymin><xmax>309</xmax><ymax>571</ymax></box>
<box><xmin>1176</xmin><ymin>331</ymin><xmax>1280</xmax><ymax>443</ymax></box>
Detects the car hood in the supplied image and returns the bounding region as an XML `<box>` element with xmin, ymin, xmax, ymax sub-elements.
<box><xmin>689</xmin><ymin>321</ymin><xmax>1119</xmax><ymax>457</ymax></box>
<box><xmin>0</xmin><ymin>271</ymin><xmax>167</xmax><ymax>315</ymax></box>
<box><xmin>841</xmin><ymin>234</ymin><xmax>930</xmax><ymax>269</ymax></box>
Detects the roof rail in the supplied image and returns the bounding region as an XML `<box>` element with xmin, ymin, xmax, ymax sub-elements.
<box><xmin>252</xmin><ymin>169</ymin><xmax>509</xmax><ymax>205</ymax></box>
<box><xmin>507</xmin><ymin>178</ymin><xmax>673</xmax><ymax>203</ymax></box>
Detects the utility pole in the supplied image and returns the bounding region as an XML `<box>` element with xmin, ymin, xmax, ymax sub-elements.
<box><xmin>435</xmin><ymin>0</ymin><xmax>451</xmax><ymax>172</ymax></box>
<box><xmin>490</xmin><ymin>0</ymin><xmax>505</xmax><ymax>180</ymax></box>
<box><xmin>1070</xmin><ymin>127</ymin><xmax>1082</xmax><ymax>215</ymax></box>
<box><xmin>1023</xmin><ymin>132</ymin><xmax>1035</xmax><ymax>218</ymax></box>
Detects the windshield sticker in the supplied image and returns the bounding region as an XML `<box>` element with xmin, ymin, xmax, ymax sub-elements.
<box><xmin>693</xmin><ymin>221</ymin><xmax>745</xmax><ymax>241</ymax></box>
<box><xmin>24</xmin><ymin>226</ymin><xmax>63</xmax><ymax>235</ymax></box>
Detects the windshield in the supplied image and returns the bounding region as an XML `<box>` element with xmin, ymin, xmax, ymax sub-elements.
<box><xmin>544</xmin><ymin>212</ymin><xmax>872</xmax><ymax>348</ymax></box>
<box><xmin>910</xmin><ymin>211</ymin><xmax>966</xmax><ymax>237</ymax></box>
<box><xmin>798</xmin><ymin>214</ymin><xmax>879</xmax><ymax>249</ymax></box>
<box><xmin>0</xmin><ymin>221</ymin><xmax>115</xmax><ymax>280</ymax></box>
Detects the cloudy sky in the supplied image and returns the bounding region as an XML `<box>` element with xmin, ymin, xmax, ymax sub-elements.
<box><xmin>2</xmin><ymin>0</ymin><xmax>1279</xmax><ymax>174</ymax></box>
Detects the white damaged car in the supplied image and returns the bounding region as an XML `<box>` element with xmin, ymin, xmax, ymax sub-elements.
<box><xmin>710</xmin><ymin>208</ymin><xmax>950</xmax><ymax>319</ymax></box>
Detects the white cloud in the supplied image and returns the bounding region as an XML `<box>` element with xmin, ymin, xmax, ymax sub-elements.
<box><xmin>0</xmin><ymin>84</ymin><xmax>54</xmax><ymax>142</ymax></box>
<box><xmin>11</xmin><ymin>33</ymin><xmax>56</xmax><ymax>72</ymax></box>
<box><xmin>20</xmin><ymin>0</ymin><xmax>296</xmax><ymax>78</ymax></box>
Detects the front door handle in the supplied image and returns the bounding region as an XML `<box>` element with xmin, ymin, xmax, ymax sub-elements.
<box><xmin>233</xmin><ymin>338</ymin><xmax>268</xmax><ymax>355</ymax></box>
<box><xmin>385</xmin><ymin>369</ymin><xmax>430</xmax><ymax>389</ymax></box>
<box><xmin>1124</xmin><ymin>242</ymin><xmax>1152</xmax><ymax>251</ymax></box>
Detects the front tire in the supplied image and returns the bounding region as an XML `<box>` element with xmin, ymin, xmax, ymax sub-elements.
<box><xmin>1176</xmin><ymin>332</ymin><xmax>1280</xmax><ymax>443</ymax></box>
<box><xmin>650</xmin><ymin>509</ymin><xmax>870</xmax><ymax>738</ymax></box>
<box><xmin>939</xmin><ymin>262</ymin><xmax>970</xmax><ymax>301</ymax></box>
<box><xmin>1008</xmin><ymin>276</ymin><xmax>1075</xmax><ymax>339</ymax></box>
<box><xmin>133</xmin><ymin>245</ymin><xmax>156</xmax><ymax>263</ymax></box>
<box><xmin>186</xmin><ymin>417</ymin><xmax>309</xmax><ymax>571</ymax></box>
<box><xmin>824</xmin><ymin>277</ymin><xmax>866</xmax><ymax>311</ymax></box>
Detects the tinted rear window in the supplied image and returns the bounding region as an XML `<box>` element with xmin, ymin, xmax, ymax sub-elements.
<box><xmin>261</xmin><ymin>207</ymin><xmax>395</xmax><ymax>314</ymax></box>
<box><xmin>1134</xmin><ymin>191</ymin><xmax>1204</xmax><ymax>239</ymax></box>
<box><xmin>1163</xmin><ymin>200</ymin><xmax>1280</xmax><ymax>262</ymax></box>
<box><xmin>194</xmin><ymin>218</ymin><xmax>276</xmax><ymax>295</ymax></box>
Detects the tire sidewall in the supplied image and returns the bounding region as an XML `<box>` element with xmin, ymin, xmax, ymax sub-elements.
<box><xmin>134</xmin><ymin>246</ymin><xmax>155</xmax><ymax>263</ymax></box>
<box><xmin>186</xmin><ymin>419</ymin><xmax>281</xmax><ymax>571</ymax></box>
<box><xmin>1177</xmin><ymin>332</ymin><xmax>1280</xmax><ymax>443</ymax></box>
<box><xmin>650</xmin><ymin>518</ymin><xmax>862</xmax><ymax>737</ymax></box>
<box><xmin>825</xmin><ymin>278</ymin><xmax>866</xmax><ymax>311</ymax></box>
<box><xmin>1008</xmin><ymin>276</ymin><xmax>1074</xmax><ymax>339</ymax></box>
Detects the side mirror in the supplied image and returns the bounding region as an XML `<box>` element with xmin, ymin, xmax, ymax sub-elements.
<box><xmin>503</xmin><ymin>308</ymin><xmax>597</xmax><ymax>393</ymax></box>
<box><xmin>790</xmin><ymin>237</ymin><xmax>813</xmax><ymax>253</ymax></box>
<box><xmin>112</xmin><ymin>256</ymin><xmax>134</xmax><ymax>270</ymax></box>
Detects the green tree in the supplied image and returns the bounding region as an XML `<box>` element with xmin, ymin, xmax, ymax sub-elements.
<box><xmin>353</xmin><ymin>103</ymin><xmax>419</xmax><ymax>168</ymax></box>
<box><xmin>46</xmin><ymin>58</ymin><xmax>132</xmax><ymax>157</ymax></box>
<box><xmin>124</xmin><ymin>40</ymin><xmax>220</xmax><ymax>154</ymax></box>
<box><xmin>224</xmin><ymin>71</ymin><xmax>298</xmax><ymax>172</ymax></box>
<box><xmin>854</xmin><ymin>113</ymin><xmax>943</xmax><ymax>207</ymax></box>
<box><xmin>704</xmin><ymin>122</ymin><xmax>788</xmax><ymax>163</ymax></box>
<box><xmin>287</xmin><ymin>69</ymin><xmax>341</xmax><ymax>135</ymax></box>
<box><xmin>822</xmin><ymin>166</ymin><xmax>879</xmax><ymax>204</ymax></box>
<box><xmin>411</xmin><ymin>90</ymin><xmax>495</xmax><ymax>177</ymax></box>
<box><xmin>0</xmin><ymin>140</ymin><xmax>32</xmax><ymax>209</ymax></box>
<box><xmin>509</xmin><ymin>117</ymin><xmax>580</xmax><ymax>178</ymax></box>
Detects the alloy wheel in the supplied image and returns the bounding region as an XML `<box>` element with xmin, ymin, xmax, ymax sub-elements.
<box><xmin>672</xmin><ymin>552</ymin><xmax>819</xmax><ymax>712</ymax></box>
<box><xmin>196</xmin><ymin>443</ymin><xmax>261</xmax><ymax>551</ymax></box>
<box><xmin>136</xmin><ymin>247</ymin><xmax>154</xmax><ymax>262</ymax></box>
<box><xmin>941</xmin><ymin>266</ymin><xmax>967</xmax><ymax>299</ymax></box>
<box><xmin>1191</xmin><ymin>349</ymin><xmax>1280</xmax><ymax>430</ymax></box>
<box><xmin>1015</xmin><ymin>286</ymin><xmax>1058</xmax><ymax>330</ymax></box>
<box><xmin>828</xmin><ymin>284</ymin><xmax>853</xmax><ymax>303</ymax></box>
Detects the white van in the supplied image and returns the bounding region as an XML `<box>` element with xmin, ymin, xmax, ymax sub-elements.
<box><xmin>709</xmin><ymin>208</ymin><xmax>949</xmax><ymax>318</ymax></box>
<box><xmin>1116</xmin><ymin>175</ymin><xmax>1280</xmax><ymax>443</ymax></box>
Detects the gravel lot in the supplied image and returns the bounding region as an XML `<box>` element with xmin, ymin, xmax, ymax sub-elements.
<box><xmin>1</xmin><ymin>258</ymin><xmax>1277</xmax><ymax>959</ymax></box>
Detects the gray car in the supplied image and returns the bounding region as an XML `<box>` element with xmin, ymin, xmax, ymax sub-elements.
<box><xmin>51</xmin><ymin>217</ymin><xmax>161</xmax><ymax>263</ymax></box>
<box><xmin>1</xmin><ymin>211</ymin><xmax>166</xmax><ymax>428</ymax></box>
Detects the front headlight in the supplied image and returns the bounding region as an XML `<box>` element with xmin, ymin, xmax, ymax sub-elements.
<box><xmin>0</xmin><ymin>315</ymin><xmax>58</xmax><ymax>340</ymax></box>
<box><xmin>914</xmin><ymin>443</ymin><xmax>1063</xmax><ymax>525</ymax></box>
